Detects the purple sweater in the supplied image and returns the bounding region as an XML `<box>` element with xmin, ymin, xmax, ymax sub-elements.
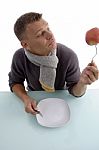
<box><xmin>8</xmin><ymin>43</ymin><xmax>80</xmax><ymax>94</ymax></box>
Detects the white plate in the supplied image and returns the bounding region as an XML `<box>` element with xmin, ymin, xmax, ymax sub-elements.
<box><xmin>36</xmin><ymin>98</ymin><xmax>70</xmax><ymax>127</ymax></box>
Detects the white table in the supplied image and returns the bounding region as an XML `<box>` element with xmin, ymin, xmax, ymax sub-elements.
<box><xmin>0</xmin><ymin>89</ymin><xmax>99</xmax><ymax>150</ymax></box>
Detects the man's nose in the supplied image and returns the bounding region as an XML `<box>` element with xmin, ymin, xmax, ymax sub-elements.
<box><xmin>44</xmin><ymin>31</ymin><xmax>53</xmax><ymax>40</ymax></box>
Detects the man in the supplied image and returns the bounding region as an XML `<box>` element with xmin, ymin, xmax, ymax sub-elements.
<box><xmin>8</xmin><ymin>12</ymin><xmax>99</xmax><ymax>115</ymax></box>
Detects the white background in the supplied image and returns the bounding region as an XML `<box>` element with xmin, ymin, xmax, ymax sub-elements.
<box><xmin>0</xmin><ymin>0</ymin><xmax>99</xmax><ymax>91</ymax></box>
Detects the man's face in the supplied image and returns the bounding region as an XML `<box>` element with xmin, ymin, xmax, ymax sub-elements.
<box><xmin>21</xmin><ymin>19</ymin><xmax>57</xmax><ymax>56</ymax></box>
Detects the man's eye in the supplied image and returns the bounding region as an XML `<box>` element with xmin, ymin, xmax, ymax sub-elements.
<box><xmin>36</xmin><ymin>34</ymin><xmax>40</xmax><ymax>38</ymax></box>
<box><xmin>41</xmin><ymin>31</ymin><xmax>45</xmax><ymax>35</ymax></box>
<box><xmin>36</xmin><ymin>33</ymin><xmax>42</xmax><ymax>37</ymax></box>
<box><xmin>47</xmin><ymin>27</ymin><xmax>50</xmax><ymax>31</ymax></box>
<box><xmin>37</xmin><ymin>31</ymin><xmax>45</xmax><ymax>37</ymax></box>
<box><xmin>47</xmin><ymin>27</ymin><xmax>51</xmax><ymax>32</ymax></box>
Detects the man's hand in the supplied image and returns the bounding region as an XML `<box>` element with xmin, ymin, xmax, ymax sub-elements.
<box><xmin>12</xmin><ymin>84</ymin><xmax>39</xmax><ymax>115</ymax></box>
<box><xmin>72</xmin><ymin>61</ymin><xmax>99</xmax><ymax>97</ymax></box>
<box><xmin>80</xmin><ymin>61</ymin><xmax>99</xmax><ymax>85</ymax></box>
<box><xmin>24</xmin><ymin>98</ymin><xmax>38</xmax><ymax>115</ymax></box>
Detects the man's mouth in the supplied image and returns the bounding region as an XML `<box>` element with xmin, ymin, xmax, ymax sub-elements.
<box><xmin>48</xmin><ymin>39</ymin><xmax>56</xmax><ymax>47</ymax></box>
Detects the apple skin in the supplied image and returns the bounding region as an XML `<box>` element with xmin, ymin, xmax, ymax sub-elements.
<box><xmin>85</xmin><ymin>27</ymin><xmax>99</xmax><ymax>45</ymax></box>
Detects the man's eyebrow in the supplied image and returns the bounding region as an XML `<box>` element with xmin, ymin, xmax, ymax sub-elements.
<box><xmin>35</xmin><ymin>23</ymin><xmax>48</xmax><ymax>35</ymax></box>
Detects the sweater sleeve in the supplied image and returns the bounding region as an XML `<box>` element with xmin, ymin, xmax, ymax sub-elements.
<box><xmin>65</xmin><ymin>50</ymin><xmax>81</xmax><ymax>94</ymax></box>
<box><xmin>8</xmin><ymin>49</ymin><xmax>25</xmax><ymax>91</ymax></box>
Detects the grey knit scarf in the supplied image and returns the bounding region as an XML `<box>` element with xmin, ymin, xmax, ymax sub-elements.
<box><xmin>24</xmin><ymin>49</ymin><xmax>58</xmax><ymax>92</ymax></box>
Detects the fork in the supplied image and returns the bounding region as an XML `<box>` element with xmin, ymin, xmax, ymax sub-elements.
<box><xmin>32</xmin><ymin>107</ymin><xmax>43</xmax><ymax>117</ymax></box>
<box><xmin>91</xmin><ymin>45</ymin><xmax>98</xmax><ymax>63</ymax></box>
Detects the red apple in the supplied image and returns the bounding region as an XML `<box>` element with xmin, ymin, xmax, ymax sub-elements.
<box><xmin>85</xmin><ymin>27</ymin><xmax>99</xmax><ymax>45</ymax></box>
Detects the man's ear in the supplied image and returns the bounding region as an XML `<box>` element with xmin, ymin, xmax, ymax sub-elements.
<box><xmin>21</xmin><ymin>40</ymin><xmax>29</xmax><ymax>49</ymax></box>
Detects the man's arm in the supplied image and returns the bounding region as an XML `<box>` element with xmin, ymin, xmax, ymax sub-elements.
<box><xmin>71</xmin><ymin>81</ymin><xmax>87</xmax><ymax>97</ymax></box>
<box><xmin>8</xmin><ymin>49</ymin><xmax>39</xmax><ymax>115</ymax></box>
<box><xmin>12</xmin><ymin>84</ymin><xmax>38</xmax><ymax>115</ymax></box>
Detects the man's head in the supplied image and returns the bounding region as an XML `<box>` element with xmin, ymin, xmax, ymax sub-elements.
<box><xmin>14</xmin><ymin>12</ymin><xmax>57</xmax><ymax>56</ymax></box>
